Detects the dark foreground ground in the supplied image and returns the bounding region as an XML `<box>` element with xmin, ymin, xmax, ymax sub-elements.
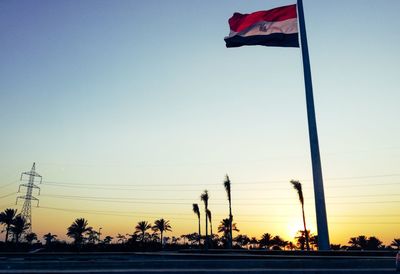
<box><xmin>0</xmin><ymin>251</ymin><xmax>397</xmax><ymax>273</ymax></box>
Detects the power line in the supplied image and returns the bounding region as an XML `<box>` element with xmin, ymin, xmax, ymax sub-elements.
<box><xmin>0</xmin><ymin>192</ymin><xmax>17</xmax><ymax>199</ymax></box>
<box><xmin>40</xmin><ymin>181</ymin><xmax>400</xmax><ymax>191</ymax></box>
<box><xmin>38</xmin><ymin>173</ymin><xmax>400</xmax><ymax>188</ymax></box>
<box><xmin>38</xmin><ymin>194</ymin><xmax>400</xmax><ymax>206</ymax></box>
<box><xmin>36</xmin><ymin>206</ymin><xmax>400</xmax><ymax>225</ymax></box>
<box><xmin>0</xmin><ymin>180</ymin><xmax>18</xmax><ymax>189</ymax></box>
<box><xmin>0</xmin><ymin>203</ymin><xmax>14</xmax><ymax>209</ymax></box>
<box><xmin>40</xmin><ymin>193</ymin><xmax>400</xmax><ymax>201</ymax></box>
<box><xmin>34</xmin><ymin>205</ymin><xmax>400</xmax><ymax>218</ymax></box>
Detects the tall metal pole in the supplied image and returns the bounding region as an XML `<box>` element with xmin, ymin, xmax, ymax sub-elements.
<box><xmin>297</xmin><ymin>0</ymin><xmax>330</xmax><ymax>250</ymax></box>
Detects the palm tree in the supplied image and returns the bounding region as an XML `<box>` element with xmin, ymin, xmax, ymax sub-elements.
<box><xmin>366</xmin><ymin>236</ymin><xmax>383</xmax><ymax>250</ymax></box>
<box><xmin>192</xmin><ymin>204</ymin><xmax>201</xmax><ymax>246</ymax></box>
<box><xmin>286</xmin><ymin>241</ymin><xmax>295</xmax><ymax>250</ymax></box>
<box><xmin>259</xmin><ymin>233</ymin><xmax>273</xmax><ymax>250</ymax></box>
<box><xmin>116</xmin><ymin>233</ymin><xmax>127</xmax><ymax>244</ymax></box>
<box><xmin>186</xmin><ymin>232</ymin><xmax>200</xmax><ymax>245</ymax></box>
<box><xmin>234</xmin><ymin>234</ymin><xmax>250</xmax><ymax>249</ymax></box>
<box><xmin>87</xmin><ymin>230</ymin><xmax>99</xmax><ymax>244</ymax></box>
<box><xmin>271</xmin><ymin>235</ymin><xmax>287</xmax><ymax>250</ymax></box>
<box><xmin>218</xmin><ymin>218</ymin><xmax>239</xmax><ymax>247</ymax></box>
<box><xmin>126</xmin><ymin>233</ymin><xmax>139</xmax><ymax>244</ymax></box>
<box><xmin>295</xmin><ymin>230</ymin><xmax>309</xmax><ymax>250</ymax></box>
<box><xmin>200</xmin><ymin>190</ymin><xmax>209</xmax><ymax>249</ymax></box>
<box><xmin>391</xmin><ymin>238</ymin><xmax>400</xmax><ymax>250</ymax></box>
<box><xmin>250</xmin><ymin>237</ymin><xmax>258</xmax><ymax>249</ymax></box>
<box><xmin>152</xmin><ymin>218</ymin><xmax>172</xmax><ymax>246</ymax></box>
<box><xmin>330</xmin><ymin>244</ymin><xmax>342</xmax><ymax>250</ymax></box>
<box><xmin>348</xmin><ymin>235</ymin><xmax>368</xmax><ymax>250</ymax></box>
<box><xmin>25</xmin><ymin>232</ymin><xmax>37</xmax><ymax>244</ymax></box>
<box><xmin>290</xmin><ymin>180</ymin><xmax>310</xmax><ymax>251</ymax></box>
<box><xmin>43</xmin><ymin>233</ymin><xmax>57</xmax><ymax>246</ymax></box>
<box><xmin>135</xmin><ymin>221</ymin><xmax>151</xmax><ymax>245</ymax></box>
<box><xmin>0</xmin><ymin>208</ymin><xmax>17</xmax><ymax>243</ymax></box>
<box><xmin>103</xmin><ymin>236</ymin><xmax>113</xmax><ymax>244</ymax></box>
<box><xmin>11</xmin><ymin>215</ymin><xmax>29</xmax><ymax>244</ymax></box>
<box><xmin>66</xmin><ymin>218</ymin><xmax>92</xmax><ymax>246</ymax></box>
<box><xmin>171</xmin><ymin>236</ymin><xmax>179</xmax><ymax>244</ymax></box>
<box><xmin>223</xmin><ymin>175</ymin><xmax>233</xmax><ymax>249</ymax></box>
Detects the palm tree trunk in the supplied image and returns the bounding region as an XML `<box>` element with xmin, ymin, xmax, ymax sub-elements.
<box><xmin>210</xmin><ymin>220</ymin><xmax>213</xmax><ymax>249</ymax></box>
<box><xmin>301</xmin><ymin>204</ymin><xmax>310</xmax><ymax>251</ymax></box>
<box><xmin>5</xmin><ymin>225</ymin><xmax>10</xmax><ymax>243</ymax></box>
<box><xmin>160</xmin><ymin>231</ymin><xmax>163</xmax><ymax>247</ymax></box>
<box><xmin>229</xmin><ymin>200</ymin><xmax>233</xmax><ymax>249</ymax></box>
<box><xmin>205</xmin><ymin>209</ymin><xmax>208</xmax><ymax>250</ymax></box>
<box><xmin>198</xmin><ymin>216</ymin><xmax>201</xmax><ymax>247</ymax></box>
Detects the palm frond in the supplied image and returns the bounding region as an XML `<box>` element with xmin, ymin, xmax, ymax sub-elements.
<box><xmin>290</xmin><ymin>180</ymin><xmax>304</xmax><ymax>205</ymax></box>
<box><xmin>200</xmin><ymin>190</ymin><xmax>209</xmax><ymax>207</ymax></box>
<box><xmin>223</xmin><ymin>175</ymin><xmax>231</xmax><ymax>201</ymax></box>
<box><xmin>192</xmin><ymin>203</ymin><xmax>200</xmax><ymax>218</ymax></box>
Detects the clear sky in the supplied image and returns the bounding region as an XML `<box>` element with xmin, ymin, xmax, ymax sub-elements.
<box><xmin>0</xmin><ymin>0</ymin><xmax>399</xmax><ymax>245</ymax></box>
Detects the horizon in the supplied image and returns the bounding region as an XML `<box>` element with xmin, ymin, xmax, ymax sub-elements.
<box><xmin>0</xmin><ymin>0</ymin><xmax>399</xmax><ymax>247</ymax></box>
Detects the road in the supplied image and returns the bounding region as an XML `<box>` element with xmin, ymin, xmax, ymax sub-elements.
<box><xmin>0</xmin><ymin>252</ymin><xmax>397</xmax><ymax>273</ymax></box>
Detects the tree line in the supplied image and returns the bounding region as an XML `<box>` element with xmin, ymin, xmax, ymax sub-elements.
<box><xmin>1</xmin><ymin>175</ymin><xmax>399</xmax><ymax>251</ymax></box>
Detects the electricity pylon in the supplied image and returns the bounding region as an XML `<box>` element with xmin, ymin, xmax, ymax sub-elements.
<box><xmin>16</xmin><ymin>162</ymin><xmax>42</xmax><ymax>233</ymax></box>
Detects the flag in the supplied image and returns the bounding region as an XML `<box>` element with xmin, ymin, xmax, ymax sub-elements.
<box><xmin>224</xmin><ymin>4</ymin><xmax>299</xmax><ymax>48</ymax></box>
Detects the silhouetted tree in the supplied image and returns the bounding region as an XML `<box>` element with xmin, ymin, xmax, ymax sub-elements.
<box><xmin>186</xmin><ymin>233</ymin><xmax>200</xmax><ymax>245</ymax></box>
<box><xmin>310</xmin><ymin>234</ymin><xmax>318</xmax><ymax>250</ymax></box>
<box><xmin>43</xmin><ymin>233</ymin><xmax>57</xmax><ymax>246</ymax></box>
<box><xmin>391</xmin><ymin>238</ymin><xmax>400</xmax><ymax>250</ymax></box>
<box><xmin>218</xmin><ymin>218</ymin><xmax>239</xmax><ymax>247</ymax></box>
<box><xmin>330</xmin><ymin>244</ymin><xmax>342</xmax><ymax>250</ymax></box>
<box><xmin>11</xmin><ymin>215</ymin><xmax>29</xmax><ymax>244</ymax></box>
<box><xmin>348</xmin><ymin>235</ymin><xmax>368</xmax><ymax>250</ymax></box>
<box><xmin>126</xmin><ymin>233</ymin><xmax>139</xmax><ymax>245</ymax></box>
<box><xmin>223</xmin><ymin>175</ymin><xmax>233</xmax><ymax>249</ymax></box>
<box><xmin>152</xmin><ymin>218</ymin><xmax>172</xmax><ymax>246</ymax></box>
<box><xmin>259</xmin><ymin>233</ymin><xmax>273</xmax><ymax>250</ymax></box>
<box><xmin>249</xmin><ymin>237</ymin><xmax>258</xmax><ymax>249</ymax></box>
<box><xmin>171</xmin><ymin>236</ymin><xmax>179</xmax><ymax>244</ymax></box>
<box><xmin>192</xmin><ymin>203</ymin><xmax>201</xmax><ymax>246</ymax></box>
<box><xmin>116</xmin><ymin>233</ymin><xmax>127</xmax><ymax>244</ymax></box>
<box><xmin>66</xmin><ymin>218</ymin><xmax>92</xmax><ymax>246</ymax></box>
<box><xmin>87</xmin><ymin>230</ymin><xmax>100</xmax><ymax>244</ymax></box>
<box><xmin>366</xmin><ymin>236</ymin><xmax>383</xmax><ymax>250</ymax></box>
<box><xmin>271</xmin><ymin>235</ymin><xmax>287</xmax><ymax>250</ymax></box>
<box><xmin>234</xmin><ymin>234</ymin><xmax>250</xmax><ymax>249</ymax></box>
<box><xmin>286</xmin><ymin>241</ymin><xmax>295</xmax><ymax>250</ymax></box>
<box><xmin>200</xmin><ymin>190</ymin><xmax>209</xmax><ymax>250</ymax></box>
<box><xmin>103</xmin><ymin>236</ymin><xmax>113</xmax><ymax>244</ymax></box>
<box><xmin>25</xmin><ymin>232</ymin><xmax>37</xmax><ymax>244</ymax></box>
<box><xmin>0</xmin><ymin>208</ymin><xmax>17</xmax><ymax>243</ymax></box>
<box><xmin>180</xmin><ymin>234</ymin><xmax>188</xmax><ymax>245</ymax></box>
<box><xmin>290</xmin><ymin>180</ymin><xmax>310</xmax><ymax>251</ymax></box>
<box><xmin>135</xmin><ymin>221</ymin><xmax>151</xmax><ymax>245</ymax></box>
<box><xmin>295</xmin><ymin>230</ymin><xmax>310</xmax><ymax>250</ymax></box>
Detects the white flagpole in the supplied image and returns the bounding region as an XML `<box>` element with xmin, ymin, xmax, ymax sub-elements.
<box><xmin>297</xmin><ymin>0</ymin><xmax>330</xmax><ymax>250</ymax></box>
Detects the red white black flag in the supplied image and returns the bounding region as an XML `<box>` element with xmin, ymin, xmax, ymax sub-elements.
<box><xmin>224</xmin><ymin>4</ymin><xmax>299</xmax><ymax>48</ymax></box>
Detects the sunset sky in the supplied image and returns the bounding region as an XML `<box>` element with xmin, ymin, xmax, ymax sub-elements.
<box><xmin>0</xmin><ymin>0</ymin><xmax>399</xmax><ymax>245</ymax></box>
